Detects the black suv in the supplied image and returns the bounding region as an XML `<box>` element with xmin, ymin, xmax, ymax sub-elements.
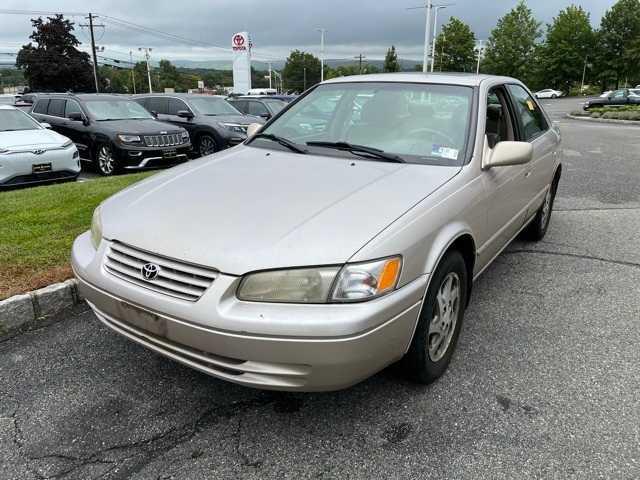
<box><xmin>227</xmin><ymin>96</ymin><xmax>289</xmax><ymax>121</ymax></box>
<box><xmin>132</xmin><ymin>94</ymin><xmax>263</xmax><ymax>157</ymax></box>
<box><xmin>30</xmin><ymin>94</ymin><xmax>192</xmax><ymax>175</ymax></box>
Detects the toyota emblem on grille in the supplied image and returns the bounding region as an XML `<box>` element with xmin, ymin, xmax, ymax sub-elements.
<box><xmin>141</xmin><ymin>263</ymin><xmax>160</xmax><ymax>280</ymax></box>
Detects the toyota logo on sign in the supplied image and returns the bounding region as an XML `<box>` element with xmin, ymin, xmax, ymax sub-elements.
<box><xmin>232</xmin><ymin>33</ymin><xmax>248</xmax><ymax>51</ymax></box>
<box><xmin>233</xmin><ymin>34</ymin><xmax>245</xmax><ymax>47</ymax></box>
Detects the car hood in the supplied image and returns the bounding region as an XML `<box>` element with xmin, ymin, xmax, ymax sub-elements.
<box><xmin>0</xmin><ymin>128</ymin><xmax>68</xmax><ymax>150</ymax></box>
<box><xmin>101</xmin><ymin>146</ymin><xmax>460</xmax><ymax>274</ymax></box>
<box><xmin>96</xmin><ymin>119</ymin><xmax>184</xmax><ymax>135</ymax></box>
<box><xmin>199</xmin><ymin>114</ymin><xmax>264</xmax><ymax>125</ymax></box>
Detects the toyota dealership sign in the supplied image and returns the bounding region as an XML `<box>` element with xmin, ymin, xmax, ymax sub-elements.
<box><xmin>232</xmin><ymin>32</ymin><xmax>249</xmax><ymax>52</ymax></box>
<box><xmin>232</xmin><ymin>32</ymin><xmax>251</xmax><ymax>94</ymax></box>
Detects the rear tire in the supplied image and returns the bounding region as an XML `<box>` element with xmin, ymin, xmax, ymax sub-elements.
<box><xmin>404</xmin><ymin>250</ymin><xmax>468</xmax><ymax>384</ymax></box>
<box><xmin>551</xmin><ymin>94</ymin><xmax>558</xmax><ymax>99</ymax></box>
<box><xmin>522</xmin><ymin>177</ymin><xmax>558</xmax><ymax>241</ymax></box>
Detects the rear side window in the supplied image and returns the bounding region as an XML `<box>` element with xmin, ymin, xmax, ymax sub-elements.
<box><xmin>148</xmin><ymin>97</ymin><xmax>169</xmax><ymax>114</ymax></box>
<box><xmin>33</xmin><ymin>99</ymin><xmax>49</xmax><ymax>114</ymax></box>
<box><xmin>506</xmin><ymin>84</ymin><xmax>548</xmax><ymax>141</ymax></box>
<box><xmin>47</xmin><ymin>99</ymin><xmax>66</xmax><ymax>117</ymax></box>
<box><xmin>230</xmin><ymin>100</ymin><xmax>247</xmax><ymax>113</ymax></box>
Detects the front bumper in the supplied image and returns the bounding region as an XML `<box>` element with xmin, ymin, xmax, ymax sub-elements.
<box><xmin>72</xmin><ymin>232</ymin><xmax>427</xmax><ymax>391</ymax></box>
<box><xmin>114</xmin><ymin>143</ymin><xmax>192</xmax><ymax>170</ymax></box>
<box><xmin>0</xmin><ymin>146</ymin><xmax>80</xmax><ymax>187</ymax></box>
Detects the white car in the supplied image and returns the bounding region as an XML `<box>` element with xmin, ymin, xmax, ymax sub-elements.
<box><xmin>535</xmin><ymin>89</ymin><xmax>563</xmax><ymax>99</ymax></box>
<box><xmin>0</xmin><ymin>105</ymin><xmax>80</xmax><ymax>188</ymax></box>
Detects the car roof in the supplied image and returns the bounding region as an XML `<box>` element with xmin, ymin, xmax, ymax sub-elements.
<box><xmin>132</xmin><ymin>93</ymin><xmax>227</xmax><ymax>99</ymax></box>
<box><xmin>0</xmin><ymin>105</ymin><xmax>18</xmax><ymax>110</ymax></box>
<box><xmin>322</xmin><ymin>72</ymin><xmax>518</xmax><ymax>87</ymax></box>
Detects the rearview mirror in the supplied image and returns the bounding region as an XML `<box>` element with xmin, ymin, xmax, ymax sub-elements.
<box><xmin>40</xmin><ymin>122</ymin><xmax>51</xmax><ymax>129</ymax></box>
<box><xmin>177</xmin><ymin>110</ymin><xmax>194</xmax><ymax>119</ymax></box>
<box><xmin>483</xmin><ymin>141</ymin><xmax>533</xmax><ymax>169</ymax></box>
<box><xmin>246</xmin><ymin>123</ymin><xmax>262</xmax><ymax>138</ymax></box>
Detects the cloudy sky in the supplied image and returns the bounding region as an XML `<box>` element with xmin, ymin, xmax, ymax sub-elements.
<box><xmin>0</xmin><ymin>0</ymin><xmax>618</xmax><ymax>65</ymax></box>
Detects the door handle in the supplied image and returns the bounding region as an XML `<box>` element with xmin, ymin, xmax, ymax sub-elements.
<box><xmin>524</xmin><ymin>171</ymin><xmax>532</xmax><ymax>178</ymax></box>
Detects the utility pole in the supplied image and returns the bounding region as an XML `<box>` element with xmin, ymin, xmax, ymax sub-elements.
<box><xmin>580</xmin><ymin>55</ymin><xmax>588</xmax><ymax>95</ymax></box>
<box><xmin>423</xmin><ymin>1</ymin><xmax>432</xmax><ymax>73</ymax></box>
<box><xmin>476</xmin><ymin>40</ymin><xmax>483</xmax><ymax>75</ymax></box>
<box><xmin>317</xmin><ymin>28</ymin><xmax>326</xmax><ymax>82</ymax></box>
<box><xmin>129</xmin><ymin>50</ymin><xmax>137</xmax><ymax>94</ymax></box>
<box><xmin>430</xmin><ymin>5</ymin><xmax>450</xmax><ymax>73</ymax></box>
<box><xmin>303</xmin><ymin>66</ymin><xmax>307</xmax><ymax>91</ymax></box>
<box><xmin>139</xmin><ymin>47</ymin><xmax>153</xmax><ymax>93</ymax></box>
<box><xmin>354</xmin><ymin>53</ymin><xmax>366</xmax><ymax>74</ymax></box>
<box><xmin>81</xmin><ymin>13</ymin><xmax>103</xmax><ymax>92</ymax></box>
<box><xmin>268</xmin><ymin>62</ymin><xmax>272</xmax><ymax>89</ymax></box>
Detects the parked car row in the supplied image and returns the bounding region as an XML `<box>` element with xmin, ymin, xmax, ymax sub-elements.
<box><xmin>584</xmin><ymin>88</ymin><xmax>640</xmax><ymax>110</ymax></box>
<box><xmin>0</xmin><ymin>92</ymin><xmax>278</xmax><ymax>188</ymax></box>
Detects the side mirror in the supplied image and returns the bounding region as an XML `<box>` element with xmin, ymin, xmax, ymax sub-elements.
<box><xmin>246</xmin><ymin>123</ymin><xmax>262</xmax><ymax>138</ymax></box>
<box><xmin>150</xmin><ymin>110</ymin><xmax>159</xmax><ymax>118</ymax></box>
<box><xmin>67</xmin><ymin>112</ymin><xmax>83</xmax><ymax>122</ymax></box>
<box><xmin>40</xmin><ymin>122</ymin><xmax>52</xmax><ymax>129</ymax></box>
<box><xmin>483</xmin><ymin>141</ymin><xmax>533</xmax><ymax>169</ymax></box>
<box><xmin>177</xmin><ymin>110</ymin><xmax>194</xmax><ymax>119</ymax></box>
<box><xmin>260</xmin><ymin>112</ymin><xmax>271</xmax><ymax>120</ymax></box>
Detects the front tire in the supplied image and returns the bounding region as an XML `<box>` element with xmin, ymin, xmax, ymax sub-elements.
<box><xmin>197</xmin><ymin>134</ymin><xmax>217</xmax><ymax>157</ymax></box>
<box><xmin>404</xmin><ymin>250</ymin><xmax>468</xmax><ymax>384</ymax></box>
<box><xmin>551</xmin><ymin>94</ymin><xmax>558</xmax><ymax>99</ymax></box>
<box><xmin>95</xmin><ymin>143</ymin><xmax>117</xmax><ymax>176</ymax></box>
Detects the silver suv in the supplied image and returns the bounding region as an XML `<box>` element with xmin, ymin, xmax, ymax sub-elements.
<box><xmin>72</xmin><ymin>73</ymin><xmax>561</xmax><ymax>391</ymax></box>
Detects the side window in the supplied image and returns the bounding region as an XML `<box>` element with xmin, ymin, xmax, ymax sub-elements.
<box><xmin>47</xmin><ymin>99</ymin><xmax>66</xmax><ymax>117</ymax></box>
<box><xmin>233</xmin><ymin>101</ymin><xmax>248</xmax><ymax>113</ymax></box>
<box><xmin>65</xmin><ymin>100</ymin><xmax>82</xmax><ymax>118</ymax></box>
<box><xmin>485</xmin><ymin>87</ymin><xmax>516</xmax><ymax>148</ymax></box>
<box><xmin>506</xmin><ymin>84</ymin><xmax>549</xmax><ymax>141</ymax></box>
<box><xmin>148</xmin><ymin>97</ymin><xmax>169</xmax><ymax>115</ymax></box>
<box><xmin>613</xmin><ymin>90</ymin><xmax>626</xmax><ymax>99</ymax></box>
<box><xmin>33</xmin><ymin>99</ymin><xmax>49</xmax><ymax>114</ymax></box>
<box><xmin>168</xmin><ymin>98</ymin><xmax>189</xmax><ymax>116</ymax></box>
<box><xmin>134</xmin><ymin>98</ymin><xmax>148</xmax><ymax>109</ymax></box>
<box><xmin>248</xmin><ymin>101</ymin><xmax>269</xmax><ymax>116</ymax></box>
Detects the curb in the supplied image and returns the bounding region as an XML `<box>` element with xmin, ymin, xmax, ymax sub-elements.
<box><xmin>0</xmin><ymin>279</ymin><xmax>83</xmax><ymax>335</ymax></box>
<box><xmin>566</xmin><ymin>114</ymin><xmax>640</xmax><ymax>126</ymax></box>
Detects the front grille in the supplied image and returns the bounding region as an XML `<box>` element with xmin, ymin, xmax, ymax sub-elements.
<box><xmin>143</xmin><ymin>133</ymin><xmax>184</xmax><ymax>147</ymax></box>
<box><xmin>104</xmin><ymin>242</ymin><xmax>217</xmax><ymax>301</ymax></box>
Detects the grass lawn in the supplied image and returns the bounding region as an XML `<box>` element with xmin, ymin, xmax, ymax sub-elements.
<box><xmin>0</xmin><ymin>172</ymin><xmax>155</xmax><ymax>300</ymax></box>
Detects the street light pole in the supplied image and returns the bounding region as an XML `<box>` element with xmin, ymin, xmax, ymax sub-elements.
<box><xmin>430</xmin><ymin>5</ymin><xmax>447</xmax><ymax>73</ymax></box>
<box><xmin>317</xmin><ymin>28</ymin><xmax>326</xmax><ymax>82</ymax></box>
<box><xmin>422</xmin><ymin>0</ymin><xmax>432</xmax><ymax>73</ymax></box>
<box><xmin>139</xmin><ymin>47</ymin><xmax>153</xmax><ymax>93</ymax></box>
<box><xmin>476</xmin><ymin>40</ymin><xmax>483</xmax><ymax>75</ymax></box>
<box><xmin>581</xmin><ymin>55</ymin><xmax>588</xmax><ymax>94</ymax></box>
<box><xmin>129</xmin><ymin>50</ymin><xmax>136</xmax><ymax>94</ymax></box>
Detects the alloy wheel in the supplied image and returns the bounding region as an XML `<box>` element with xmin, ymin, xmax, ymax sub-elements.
<box><xmin>97</xmin><ymin>145</ymin><xmax>115</xmax><ymax>175</ymax></box>
<box><xmin>428</xmin><ymin>272</ymin><xmax>461</xmax><ymax>362</ymax></box>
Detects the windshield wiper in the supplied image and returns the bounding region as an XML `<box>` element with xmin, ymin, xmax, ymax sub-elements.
<box><xmin>252</xmin><ymin>133</ymin><xmax>308</xmax><ymax>154</ymax></box>
<box><xmin>306</xmin><ymin>141</ymin><xmax>405</xmax><ymax>163</ymax></box>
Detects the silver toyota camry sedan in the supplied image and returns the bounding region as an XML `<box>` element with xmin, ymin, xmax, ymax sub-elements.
<box><xmin>72</xmin><ymin>73</ymin><xmax>561</xmax><ymax>391</ymax></box>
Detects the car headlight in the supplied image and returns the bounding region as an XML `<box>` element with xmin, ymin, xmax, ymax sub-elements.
<box><xmin>181</xmin><ymin>131</ymin><xmax>189</xmax><ymax>140</ymax></box>
<box><xmin>117</xmin><ymin>134</ymin><xmax>141</xmax><ymax>143</ymax></box>
<box><xmin>237</xmin><ymin>256</ymin><xmax>402</xmax><ymax>303</ymax></box>
<box><xmin>90</xmin><ymin>206</ymin><xmax>103</xmax><ymax>250</ymax></box>
<box><xmin>62</xmin><ymin>139</ymin><xmax>73</xmax><ymax>148</ymax></box>
<box><xmin>218</xmin><ymin>123</ymin><xmax>247</xmax><ymax>135</ymax></box>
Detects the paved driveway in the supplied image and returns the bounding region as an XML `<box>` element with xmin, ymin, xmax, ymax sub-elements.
<box><xmin>1</xmin><ymin>98</ymin><xmax>639</xmax><ymax>479</ymax></box>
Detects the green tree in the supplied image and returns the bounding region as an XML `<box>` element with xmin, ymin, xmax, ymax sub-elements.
<box><xmin>282</xmin><ymin>50</ymin><xmax>321</xmax><ymax>92</ymax></box>
<box><xmin>482</xmin><ymin>1</ymin><xmax>541</xmax><ymax>85</ymax></box>
<box><xmin>536</xmin><ymin>6</ymin><xmax>594</xmax><ymax>92</ymax></box>
<box><xmin>383</xmin><ymin>46</ymin><xmax>401</xmax><ymax>72</ymax></box>
<box><xmin>434</xmin><ymin>17</ymin><xmax>477</xmax><ymax>72</ymax></box>
<box><xmin>594</xmin><ymin>0</ymin><xmax>640</xmax><ymax>88</ymax></box>
<box><xmin>16</xmin><ymin>15</ymin><xmax>95</xmax><ymax>92</ymax></box>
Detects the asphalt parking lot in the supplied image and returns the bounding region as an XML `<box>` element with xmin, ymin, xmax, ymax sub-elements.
<box><xmin>1</xmin><ymin>97</ymin><xmax>639</xmax><ymax>479</ymax></box>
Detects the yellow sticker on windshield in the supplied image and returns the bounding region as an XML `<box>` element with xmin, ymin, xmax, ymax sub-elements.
<box><xmin>526</xmin><ymin>100</ymin><xmax>536</xmax><ymax>111</ymax></box>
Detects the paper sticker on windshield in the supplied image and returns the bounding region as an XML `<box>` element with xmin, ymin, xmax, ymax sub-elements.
<box><xmin>431</xmin><ymin>145</ymin><xmax>459</xmax><ymax>160</ymax></box>
<box><xmin>526</xmin><ymin>100</ymin><xmax>536</xmax><ymax>111</ymax></box>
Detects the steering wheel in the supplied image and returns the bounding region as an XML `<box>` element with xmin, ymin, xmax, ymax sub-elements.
<box><xmin>405</xmin><ymin>127</ymin><xmax>456</xmax><ymax>146</ymax></box>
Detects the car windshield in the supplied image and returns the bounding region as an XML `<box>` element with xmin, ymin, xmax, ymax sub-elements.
<box><xmin>0</xmin><ymin>109</ymin><xmax>41</xmax><ymax>132</ymax></box>
<box><xmin>257</xmin><ymin>82</ymin><xmax>473</xmax><ymax>165</ymax></box>
<box><xmin>84</xmin><ymin>100</ymin><xmax>154</xmax><ymax>121</ymax></box>
<box><xmin>188</xmin><ymin>97</ymin><xmax>241</xmax><ymax>116</ymax></box>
